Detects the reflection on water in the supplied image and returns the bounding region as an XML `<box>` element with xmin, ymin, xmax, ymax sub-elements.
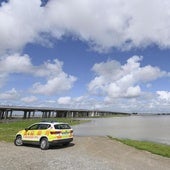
<box><xmin>74</xmin><ymin>115</ymin><xmax>170</xmax><ymax>145</ymax></box>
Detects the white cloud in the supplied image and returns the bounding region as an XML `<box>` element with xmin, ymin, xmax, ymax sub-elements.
<box><xmin>0</xmin><ymin>53</ymin><xmax>32</xmax><ymax>74</ymax></box>
<box><xmin>0</xmin><ymin>0</ymin><xmax>45</xmax><ymax>53</ymax></box>
<box><xmin>0</xmin><ymin>88</ymin><xmax>19</xmax><ymax>100</ymax></box>
<box><xmin>106</xmin><ymin>83</ymin><xmax>121</xmax><ymax>98</ymax></box>
<box><xmin>55</xmin><ymin>92</ymin><xmax>170</xmax><ymax>113</ymax></box>
<box><xmin>57</xmin><ymin>95</ymin><xmax>93</xmax><ymax>109</ymax></box>
<box><xmin>45</xmin><ymin>0</ymin><xmax>170</xmax><ymax>51</ymax></box>
<box><xmin>31</xmin><ymin>59</ymin><xmax>77</xmax><ymax>95</ymax></box>
<box><xmin>32</xmin><ymin>75</ymin><xmax>76</xmax><ymax>95</ymax></box>
<box><xmin>21</xmin><ymin>96</ymin><xmax>37</xmax><ymax>103</ymax></box>
<box><xmin>125</xmin><ymin>86</ymin><xmax>141</xmax><ymax>98</ymax></box>
<box><xmin>157</xmin><ymin>91</ymin><xmax>170</xmax><ymax>101</ymax></box>
<box><xmin>88</xmin><ymin>56</ymin><xmax>168</xmax><ymax>99</ymax></box>
<box><xmin>0</xmin><ymin>53</ymin><xmax>77</xmax><ymax>95</ymax></box>
<box><xmin>1</xmin><ymin>1</ymin><xmax>170</xmax><ymax>113</ymax></box>
<box><xmin>57</xmin><ymin>96</ymin><xmax>71</xmax><ymax>105</ymax></box>
<box><xmin>34</xmin><ymin>59</ymin><xmax>65</xmax><ymax>78</ymax></box>
<box><xmin>1</xmin><ymin>0</ymin><xmax>170</xmax><ymax>53</ymax></box>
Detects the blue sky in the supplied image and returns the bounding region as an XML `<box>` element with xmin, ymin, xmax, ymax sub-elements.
<box><xmin>0</xmin><ymin>0</ymin><xmax>170</xmax><ymax>113</ymax></box>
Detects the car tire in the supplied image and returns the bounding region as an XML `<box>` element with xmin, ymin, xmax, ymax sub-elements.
<box><xmin>63</xmin><ymin>142</ymin><xmax>70</xmax><ymax>146</ymax></box>
<box><xmin>14</xmin><ymin>135</ymin><xmax>23</xmax><ymax>146</ymax></box>
<box><xmin>40</xmin><ymin>138</ymin><xmax>49</xmax><ymax>150</ymax></box>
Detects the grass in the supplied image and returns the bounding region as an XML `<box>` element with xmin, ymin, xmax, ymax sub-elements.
<box><xmin>0</xmin><ymin>118</ymin><xmax>88</xmax><ymax>142</ymax></box>
<box><xmin>108</xmin><ymin>136</ymin><xmax>170</xmax><ymax>158</ymax></box>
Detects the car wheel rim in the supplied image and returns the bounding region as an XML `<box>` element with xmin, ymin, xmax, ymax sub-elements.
<box><xmin>16</xmin><ymin>137</ymin><xmax>22</xmax><ymax>145</ymax></box>
<box><xmin>41</xmin><ymin>140</ymin><xmax>46</xmax><ymax>149</ymax></box>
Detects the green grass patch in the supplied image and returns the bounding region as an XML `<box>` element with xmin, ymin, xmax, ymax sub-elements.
<box><xmin>108</xmin><ymin>136</ymin><xmax>170</xmax><ymax>158</ymax></box>
<box><xmin>0</xmin><ymin>118</ymin><xmax>88</xmax><ymax>142</ymax></box>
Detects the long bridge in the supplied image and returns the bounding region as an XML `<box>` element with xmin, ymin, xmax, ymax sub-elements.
<box><xmin>0</xmin><ymin>105</ymin><xmax>129</xmax><ymax>120</ymax></box>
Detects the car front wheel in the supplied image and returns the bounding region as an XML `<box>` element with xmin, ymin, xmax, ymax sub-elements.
<box><xmin>14</xmin><ymin>135</ymin><xmax>23</xmax><ymax>146</ymax></box>
<box><xmin>40</xmin><ymin>138</ymin><xmax>49</xmax><ymax>150</ymax></box>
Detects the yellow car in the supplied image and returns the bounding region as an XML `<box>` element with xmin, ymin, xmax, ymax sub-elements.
<box><xmin>14</xmin><ymin>121</ymin><xmax>73</xmax><ymax>150</ymax></box>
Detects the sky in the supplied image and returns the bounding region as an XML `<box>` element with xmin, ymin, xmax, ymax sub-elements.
<box><xmin>0</xmin><ymin>0</ymin><xmax>170</xmax><ymax>113</ymax></box>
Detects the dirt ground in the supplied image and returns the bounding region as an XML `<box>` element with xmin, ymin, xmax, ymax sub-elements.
<box><xmin>0</xmin><ymin>136</ymin><xmax>170</xmax><ymax>170</ymax></box>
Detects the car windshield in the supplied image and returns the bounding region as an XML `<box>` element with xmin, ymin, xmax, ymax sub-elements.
<box><xmin>54</xmin><ymin>124</ymin><xmax>71</xmax><ymax>129</ymax></box>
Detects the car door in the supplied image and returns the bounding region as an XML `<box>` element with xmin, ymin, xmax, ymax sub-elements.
<box><xmin>23</xmin><ymin>124</ymin><xmax>39</xmax><ymax>141</ymax></box>
<box><xmin>37</xmin><ymin>123</ymin><xmax>51</xmax><ymax>140</ymax></box>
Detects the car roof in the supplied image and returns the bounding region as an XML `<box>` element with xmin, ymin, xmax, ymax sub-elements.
<box><xmin>38</xmin><ymin>121</ymin><xmax>68</xmax><ymax>125</ymax></box>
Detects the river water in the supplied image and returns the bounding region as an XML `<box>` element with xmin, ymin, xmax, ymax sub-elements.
<box><xmin>74</xmin><ymin>115</ymin><xmax>170</xmax><ymax>145</ymax></box>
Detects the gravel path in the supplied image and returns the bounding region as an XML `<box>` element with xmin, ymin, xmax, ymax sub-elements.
<box><xmin>0</xmin><ymin>136</ymin><xmax>170</xmax><ymax>170</ymax></box>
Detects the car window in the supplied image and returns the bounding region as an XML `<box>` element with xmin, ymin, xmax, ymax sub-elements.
<box><xmin>28</xmin><ymin>124</ymin><xmax>39</xmax><ymax>130</ymax></box>
<box><xmin>38</xmin><ymin>124</ymin><xmax>51</xmax><ymax>130</ymax></box>
<box><xmin>54</xmin><ymin>124</ymin><xmax>71</xmax><ymax>129</ymax></box>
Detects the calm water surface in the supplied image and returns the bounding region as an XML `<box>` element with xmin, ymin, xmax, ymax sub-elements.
<box><xmin>74</xmin><ymin>115</ymin><xmax>170</xmax><ymax>145</ymax></box>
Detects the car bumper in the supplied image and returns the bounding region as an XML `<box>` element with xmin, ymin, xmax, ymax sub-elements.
<box><xmin>49</xmin><ymin>138</ymin><xmax>73</xmax><ymax>145</ymax></box>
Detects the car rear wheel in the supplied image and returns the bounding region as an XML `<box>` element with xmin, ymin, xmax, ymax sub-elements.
<box><xmin>40</xmin><ymin>138</ymin><xmax>49</xmax><ymax>150</ymax></box>
<box><xmin>14</xmin><ymin>135</ymin><xmax>23</xmax><ymax>146</ymax></box>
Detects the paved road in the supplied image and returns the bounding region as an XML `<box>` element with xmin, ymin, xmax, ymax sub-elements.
<box><xmin>0</xmin><ymin>136</ymin><xmax>170</xmax><ymax>170</ymax></box>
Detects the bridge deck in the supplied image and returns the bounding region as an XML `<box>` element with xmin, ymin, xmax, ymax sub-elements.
<box><xmin>0</xmin><ymin>106</ymin><xmax>127</xmax><ymax>119</ymax></box>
